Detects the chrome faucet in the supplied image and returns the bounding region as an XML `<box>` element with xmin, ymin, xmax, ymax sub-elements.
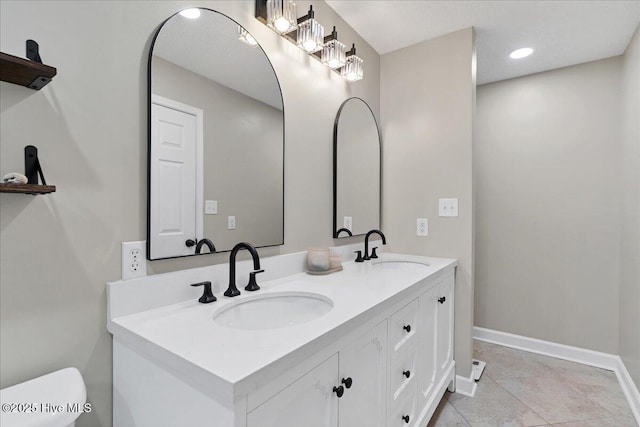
<box><xmin>363</xmin><ymin>229</ymin><xmax>387</xmax><ymax>261</ymax></box>
<box><xmin>224</xmin><ymin>242</ymin><xmax>264</xmax><ymax>297</ymax></box>
<box><xmin>195</xmin><ymin>238</ymin><xmax>216</xmax><ymax>254</ymax></box>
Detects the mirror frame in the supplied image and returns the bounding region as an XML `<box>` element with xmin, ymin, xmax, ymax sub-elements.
<box><xmin>332</xmin><ymin>97</ymin><xmax>382</xmax><ymax>239</ymax></box>
<box><xmin>146</xmin><ymin>8</ymin><xmax>285</xmax><ymax>260</ymax></box>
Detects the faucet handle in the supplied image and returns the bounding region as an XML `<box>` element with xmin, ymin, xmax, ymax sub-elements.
<box><xmin>191</xmin><ymin>281</ymin><xmax>216</xmax><ymax>303</ymax></box>
<box><xmin>245</xmin><ymin>269</ymin><xmax>264</xmax><ymax>292</ymax></box>
<box><xmin>370</xmin><ymin>247</ymin><xmax>379</xmax><ymax>259</ymax></box>
<box><xmin>354</xmin><ymin>250</ymin><xmax>364</xmax><ymax>263</ymax></box>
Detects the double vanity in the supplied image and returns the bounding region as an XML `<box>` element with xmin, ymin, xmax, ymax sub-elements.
<box><xmin>120</xmin><ymin>7</ymin><xmax>458</xmax><ymax>426</ymax></box>
<box><xmin>107</xmin><ymin>246</ymin><xmax>456</xmax><ymax>427</ymax></box>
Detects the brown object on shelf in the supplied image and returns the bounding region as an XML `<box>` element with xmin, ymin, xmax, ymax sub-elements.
<box><xmin>0</xmin><ymin>52</ymin><xmax>56</xmax><ymax>90</ymax></box>
<box><xmin>0</xmin><ymin>183</ymin><xmax>56</xmax><ymax>194</ymax></box>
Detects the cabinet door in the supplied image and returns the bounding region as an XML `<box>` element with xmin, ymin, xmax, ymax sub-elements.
<box><xmin>417</xmin><ymin>286</ymin><xmax>439</xmax><ymax>408</ymax></box>
<box><xmin>338</xmin><ymin>319</ymin><xmax>387</xmax><ymax>427</ymax></box>
<box><xmin>436</xmin><ymin>276</ymin><xmax>455</xmax><ymax>377</ymax></box>
<box><xmin>247</xmin><ymin>354</ymin><xmax>339</xmax><ymax>427</ymax></box>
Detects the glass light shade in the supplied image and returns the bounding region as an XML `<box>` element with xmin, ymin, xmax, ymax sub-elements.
<box><xmin>342</xmin><ymin>54</ymin><xmax>364</xmax><ymax>82</ymax></box>
<box><xmin>238</xmin><ymin>26</ymin><xmax>259</xmax><ymax>47</ymax></box>
<box><xmin>267</xmin><ymin>0</ymin><xmax>297</xmax><ymax>34</ymax></box>
<box><xmin>322</xmin><ymin>39</ymin><xmax>346</xmax><ymax>69</ymax></box>
<box><xmin>297</xmin><ymin>18</ymin><xmax>324</xmax><ymax>53</ymax></box>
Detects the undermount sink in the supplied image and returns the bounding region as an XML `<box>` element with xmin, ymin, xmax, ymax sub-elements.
<box><xmin>371</xmin><ymin>259</ymin><xmax>431</xmax><ymax>268</ymax></box>
<box><xmin>213</xmin><ymin>292</ymin><xmax>333</xmax><ymax>330</ymax></box>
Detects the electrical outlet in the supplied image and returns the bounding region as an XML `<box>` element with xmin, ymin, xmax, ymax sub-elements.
<box><xmin>121</xmin><ymin>241</ymin><xmax>147</xmax><ymax>280</ymax></box>
<box><xmin>228</xmin><ymin>216</ymin><xmax>236</xmax><ymax>230</ymax></box>
<box><xmin>343</xmin><ymin>216</ymin><xmax>352</xmax><ymax>231</ymax></box>
<box><xmin>417</xmin><ymin>218</ymin><xmax>428</xmax><ymax>237</ymax></box>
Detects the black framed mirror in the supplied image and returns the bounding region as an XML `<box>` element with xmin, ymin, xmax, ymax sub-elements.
<box><xmin>333</xmin><ymin>97</ymin><xmax>381</xmax><ymax>238</ymax></box>
<box><xmin>147</xmin><ymin>8</ymin><xmax>284</xmax><ymax>260</ymax></box>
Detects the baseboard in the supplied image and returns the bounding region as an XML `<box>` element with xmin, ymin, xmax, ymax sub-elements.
<box><xmin>615</xmin><ymin>356</ymin><xmax>640</xmax><ymax>422</ymax></box>
<box><xmin>473</xmin><ymin>326</ymin><xmax>640</xmax><ymax>424</ymax></box>
<box><xmin>455</xmin><ymin>371</ymin><xmax>477</xmax><ymax>397</ymax></box>
<box><xmin>473</xmin><ymin>326</ymin><xmax>619</xmax><ymax>370</ymax></box>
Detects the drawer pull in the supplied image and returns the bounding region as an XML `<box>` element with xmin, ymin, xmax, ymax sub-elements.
<box><xmin>341</xmin><ymin>377</ymin><xmax>353</xmax><ymax>389</ymax></box>
<box><xmin>438</xmin><ymin>296</ymin><xmax>446</xmax><ymax>304</ymax></box>
<box><xmin>403</xmin><ymin>324</ymin><xmax>411</xmax><ymax>333</ymax></box>
<box><xmin>402</xmin><ymin>415</ymin><xmax>410</xmax><ymax>423</ymax></box>
<box><xmin>402</xmin><ymin>370</ymin><xmax>411</xmax><ymax>378</ymax></box>
<box><xmin>333</xmin><ymin>385</ymin><xmax>344</xmax><ymax>398</ymax></box>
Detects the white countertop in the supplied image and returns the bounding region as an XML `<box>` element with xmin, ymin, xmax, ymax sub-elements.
<box><xmin>108</xmin><ymin>252</ymin><xmax>456</xmax><ymax>398</ymax></box>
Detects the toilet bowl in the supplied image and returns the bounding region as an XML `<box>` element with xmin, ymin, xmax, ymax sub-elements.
<box><xmin>0</xmin><ymin>367</ymin><xmax>86</xmax><ymax>427</ymax></box>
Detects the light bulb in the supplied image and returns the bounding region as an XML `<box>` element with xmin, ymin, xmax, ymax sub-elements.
<box><xmin>510</xmin><ymin>48</ymin><xmax>534</xmax><ymax>59</ymax></box>
<box><xmin>273</xmin><ymin>17</ymin><xmax>291</xmax><ymax>33</ymax></box>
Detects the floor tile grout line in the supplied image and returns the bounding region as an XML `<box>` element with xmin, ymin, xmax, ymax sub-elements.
<box><xmin>487</xmin><ymin>371</ymin><xmax>552</xmax><ymax>426</ymax></box>
<box><xmin>445</xmin><ymin>396</ymin><xmax>473</xmax><ymax>427</ymax></box>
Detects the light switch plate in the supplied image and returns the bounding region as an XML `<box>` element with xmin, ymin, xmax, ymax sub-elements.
<box><xmin>205</xmin><ymin>200</ymin><xmax>218</xmax><ymax>215</ymax></box>
<box><xmin>417</xmin><ymin>218</ymin><xmax>428</xmax><ymax>236</ymax></box>
<box><xmin>228</xmin><ymin>216</ymin><xmax>236</xmax><ymax>230</ymax></box>
<box><xmin>439</xmin><ymin>198</ymin><xmax>459</xmax><ymax>217</ymax></box>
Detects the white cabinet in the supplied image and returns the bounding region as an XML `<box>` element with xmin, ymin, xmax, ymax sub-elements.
<box><xmin>436</xmin><ymin>276</ymin><xmax>454</xmax><ymax>378</ymax></box>
<box><xmin>339</xmin><ymin>320</ymin><xmax>388</xmax><ymax>427</ymax></box>
<box><xmin>417</xmin><ymin>285</ymin><xmax>439</xmax><ymax>408</ymax></box>
<box><xmin>247</xmin><ymin>355</ymin><xmax>339</xmax><ymax>427</ymax></box>
<box><xmin>248</xmin><ymin>320</ymin><xmax>388</xmax><ymax>427</ymax></box>
<box><xmin>414</xmin><ymin>272</ymin><xmax>456</xmax><ymax>425</ymax></box>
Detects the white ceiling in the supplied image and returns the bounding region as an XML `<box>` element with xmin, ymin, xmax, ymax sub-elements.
<box><xmin>326</xmin><ymin>1</ymin><xmax>640</xmax><ymax>84</ymax></box>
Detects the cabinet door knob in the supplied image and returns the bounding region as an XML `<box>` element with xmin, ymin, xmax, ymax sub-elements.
<box><xmin>403</xmin><ymin>370</ymin><xmax>411</xmax><ymax>378</ymax></box>
<box><xmin>402</xmin><ymin>415</ymin><xmax>410</xmax><ymax>423</ymax></box>
<box><xmin>333</xmin><ymin>385</ymin><xmax>344</xmax><ymax>398</ymax></box>
<box><xmin>341</xmin><ymin>377</ymin><xmax>353</xmax><ymax>389</ymax></box>
<box><xmin>438</xmin><ymin>296</ymin><xmax>446</xmax><ymax>304</ymax></box>
<box><xmin>403</xmin><ymin>324</ymin><xmax>411</xmax><ymax>333</ymax></box>
<box><xmin>185</xmin><ymin>239</ymin><xmax>196</xmax><ymax>247</ymax></box>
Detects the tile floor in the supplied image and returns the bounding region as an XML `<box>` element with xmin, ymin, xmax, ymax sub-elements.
<box><xmin>428</xmin><ymin>340</ymin><xmax>638</xmax><ymax>427</ymax></box>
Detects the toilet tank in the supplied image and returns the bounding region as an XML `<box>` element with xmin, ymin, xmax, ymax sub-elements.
<box><xmin>0</xmin><ymin>368</ymin><xmax>87</xmax><ymax>427</ymax></box>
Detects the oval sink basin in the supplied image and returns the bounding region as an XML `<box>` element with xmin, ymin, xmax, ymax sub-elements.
<box><xmin>213</xmin><ymin>292</ymin><xmax>333</xmax><ymax>330</ymax></box>
<box><xmin>371</xmin><ymin>259</ymin><xmax>431</xmax><ymax>267</ymax></box>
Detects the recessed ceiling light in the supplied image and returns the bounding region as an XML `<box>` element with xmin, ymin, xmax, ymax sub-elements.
<box><xmin>510</xmin><ymin>48</ymin><xmax>534</xmax><ymax>59</ymax></box>
<box><xmin>179</xmin><ymin>8</ymin><xmax>201</xmax><ymax>19</ymax></box>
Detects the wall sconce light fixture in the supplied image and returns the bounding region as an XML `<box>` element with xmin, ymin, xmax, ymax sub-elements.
<box><xmin>238</xmin><ymin>26</ymin><xmax>259</xmax><ymax>47</ymax></box>
<box><xmin>266</xmin><ymin>0</ymin><xmax>297</xmax><ymax>34</ymax></box>
<box><xmin>255</xmin><ymin>0</ymin><xmax>364</xmax><ymax>82</ymax></box>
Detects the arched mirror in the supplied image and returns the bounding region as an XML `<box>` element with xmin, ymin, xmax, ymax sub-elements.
<box><xmin>147</xmin><ymin>8</ymin><xmax>284</xmax><ymax>260</ymax></box>
<box><xmin>333</xmin><ymin>97</ymin><xmax>381</xmax><ymax>238</ymax></box>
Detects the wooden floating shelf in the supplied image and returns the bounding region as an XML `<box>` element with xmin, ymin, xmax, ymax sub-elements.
<box><xmin>0</xmin><ymin>183</ymin><xmax>56</xmax><ymax>194</ymax></box>
<box><xmin>0</xmin><ymin>51</ymin><xmax>57</xmax><ymax>90</ymax></box>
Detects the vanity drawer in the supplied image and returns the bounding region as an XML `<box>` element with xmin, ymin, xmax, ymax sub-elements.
<box><xmin>388</xmin><ymin>381</ymin><xmax>417</xmax><ymax>427</ymax></box>
<box><xmin>389</xmin><ymin>299</ymin><xmax>418</xmax><ymax>361</ymax></box>
<box><xmin>390</xmin><ymin>346</ymin><xmax>417</xmax><ymax>403</ymax></box>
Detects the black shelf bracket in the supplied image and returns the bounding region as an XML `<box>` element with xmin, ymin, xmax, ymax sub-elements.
<box><xmin>24</xmin><ymin>145</ymin><xmax>47</xmax><ymax>185</ymax></box>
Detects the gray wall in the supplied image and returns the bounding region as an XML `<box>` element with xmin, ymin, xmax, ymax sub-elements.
<box><xmin>0</xmin><ymin>1</ymin><xmax>380</xmax><ymax>426</ymax></box>
<box><xmin>380</xmin><ymin>28</ymin><xmax>476</xmax><ymax>378</ymax></box>
<box><xmin>152</xmin><ymin>57</ymin><xmax>284</xmax><ymax>250</ymax></box>
<box><xmin>474</xmin><ymin>57</ymin><xmax>623</xmax><ymax>353</ymax></box>
<box><xmin>620</xmin><ymin>25</ymin><xmax>640</xmax><ymax>386</ymax></box>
